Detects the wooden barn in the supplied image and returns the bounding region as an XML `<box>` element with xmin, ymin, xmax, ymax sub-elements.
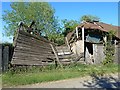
<box><xmin>11</xmin><ymin>20</ymin><xmax>119</xmax><ymax>66</ymax></box>
<box><xmin>66</xmin><ymin>21</ymin><xmax>120</xmax><ymax>64</ymax></box>
<box><xmin>11</xmin><ymin>21</ymin><xmax>83</xmax><ymax>66</ymax></box>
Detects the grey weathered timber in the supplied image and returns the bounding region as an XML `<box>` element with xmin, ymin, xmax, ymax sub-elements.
<box><xmin>11</xmin><ymin>30</ymin><xmax>55</xmax><ymax>66</ymax></box>
<box><xmin>50</xmin><ymin>44</ymin><xmax>63</xmax><ymax>68</ymax></box>
<box><xmin>93</xmin><ymin>44</ymin><xmax>105</xmax><ymax>64</ymax></box>
<box><xmin>114</xmin><ymin>45</ymin><xmax>118</xmax><ymax>63</ymax></box>
<box><xmin>118</xmin><ymin>43</ymin><xmax>120</xmax><ymax>64</ymax></box>
<box><xmin>2</xmin><ymin>46</ymin><xmax>9</xmax><ymax>71</ymax></box>
<box><xmin>12</xmin><ymin>29</ymin><xmax>84</xmax><ymax>66</ymax></box>
<box><xmin>65</xmin><ymin>37</ymin><xmax>71</xmax><ymax>50</ymax></box>
<box><xmin>114</xmin><ymin>45</ymin><xmax>120</xmax><ymax>64</ymax></box>
<box><xmin>0</xmin><ymin>44</ymin><xmax>2</xmax><ymax>73</ymax></box>
<box><xmin>55</xmin><ymin>45</ymin><xmax>84</xmax><ymax>64</ymax></box>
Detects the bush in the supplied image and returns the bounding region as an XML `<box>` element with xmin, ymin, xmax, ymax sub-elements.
<box><xmin>102</xmin><ymin>30</ymin><xmax>116</xmax><ymax>65</ymax></box>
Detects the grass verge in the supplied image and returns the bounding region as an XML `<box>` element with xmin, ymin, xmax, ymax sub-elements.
<box><xmin>2</xmin><ymin>63</ymin><xmax>119</xmax><ymax>87</ymax></box>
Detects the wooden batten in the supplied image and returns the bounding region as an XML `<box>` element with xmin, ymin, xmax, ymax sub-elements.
<box><xmin>65</xmin><ymin>37</ymin><xmax>71</xmax><ymax>50</ymax></box>
<box><xmin>50</xmin><ymin>44</ymin><xmax>63</xmax><ymax>68</ymax></box>
<box><xmin>76</xmin><ymin>27</ymin><xmax>78</xmax><ymax>38</ymax></box>
<box><xmin>82</xmin><ymin>27</ymin><xmax>85</xmax><ymax>53</ymax></box>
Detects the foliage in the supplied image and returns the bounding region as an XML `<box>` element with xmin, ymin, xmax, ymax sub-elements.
<box><xmin>2</xmin><ymin>63</ymin><xmax>118</xmax><ymax>87</ymax></box>
<box><xmin>2</xmin><ymin>42</ymin><xmax>13</xmax><ymax>47</ymax></box>
<box><xmin>48</xmin><ymin>33</ymin><xmax>65</xmax><ymax>45</ymax></box>
<box><xmin>102</xmin><ymin>30</ymin><xmax>116</xmax><ymax>65</ymax></box>
<box><xmin>80</xmin><ymin>15</ymin><xmax>100</xmax><ymax>22</ymax></box>
<box><xmin>2</xmin><ymin>2</ymin><xmax>61</xmax><ymax>43</ymax></box>
<box><xmin>62</xmin><ymin>19</ymin><xmax>80</xmax><ymax>37</ymax></box>
<box><xmin>61</xmin><ymin>15</ymin><xmax>100</xmax><ymax>37</ymax></box>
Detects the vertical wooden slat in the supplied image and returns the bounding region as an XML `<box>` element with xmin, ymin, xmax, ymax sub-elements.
<box><xmin>65</xmin><ymin>37</ymin><xmax>71</xmax><ymax>51</ymax></box>
<box><xmin>0</xmin><ymin>44</ymin><xmax>2</xmax><ymax>73</ymax></box>
<box><xmin>76</xmin><ymin>27</ymin><xmax>78</xmax><ymax>38</ymax></box>
<box><xmin>118</xmin><ymin>43</ymin><xmax>120</xmax><ymax>65</ymax></box>
<box><xmin>82</xmin><ymin>27</ymin><xmax>85</xmax><ymax>59</ymax></box>
<box><xmin>3</xmin><ymin>46</ymin><xmax>9</xmax><ymax>71</ymax></box>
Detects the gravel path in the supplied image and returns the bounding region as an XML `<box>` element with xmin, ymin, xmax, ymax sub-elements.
<box><xmin>13</xmin><ymin>73</ymin><xmax>120</xmax><ymax>88</ymax></box>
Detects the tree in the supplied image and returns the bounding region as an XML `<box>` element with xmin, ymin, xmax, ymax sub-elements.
<box><xmin>2</xmin><ymin>2</ymin><xmax>59</xmax><ymax>41</ymax></box>
<box><xmin>80</xmin><ymin>15</ymin><xmax>100</xmax><ymax>22</ymax></box>
<box><xmin>62</xmin><ymin>19</ymin><xmax>80</xmax><ymax>37</ymax></box>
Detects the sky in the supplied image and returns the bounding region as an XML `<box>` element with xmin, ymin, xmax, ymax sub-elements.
<box><xmin>1</xmin><ymin>2</ymin><xmax>118</xmax><ymax>43</ymax></box>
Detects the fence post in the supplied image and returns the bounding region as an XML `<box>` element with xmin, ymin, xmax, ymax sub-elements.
<box><xmin>0</xmin><ymin>44</ymin><xmax>2</xmax><ymax>73</ymax></box>
<box><xmin>3</xmin><ymin>46</ymin><xmax>9</xmax><ymax>72</ymax></box>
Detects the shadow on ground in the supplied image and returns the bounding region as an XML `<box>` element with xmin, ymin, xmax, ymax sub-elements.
<box><xmin>82</xmin><ymin>73</ymin><xmax>120</xmax><ymax>89</ymax></box>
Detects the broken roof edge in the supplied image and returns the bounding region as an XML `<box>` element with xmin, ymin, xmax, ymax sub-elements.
<box><xmin>67</xmin><ymin>22</ymin><xmax>120</xmax><ymax>40</ymax></box>
<box><xmin>14</xmin><ymin>30</ymin><xmax>57</xmax><ymax>46</ymax></box>
<box><xmin>77</xmin><ymin>21</ymin><xmax>120</xmax><ymax>39</ymax></box>
<box><xmin>66</xmin><ymin>21</ymin><xmax>120</xmax><ymax>44</ymax></box>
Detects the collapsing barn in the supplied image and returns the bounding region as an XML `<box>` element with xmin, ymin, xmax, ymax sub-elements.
<box><xmin>11</xmin><ymin>21</ymin><xmax>57</xmax><ymax>66</ymax></box>
<box><xmin>11</xmin><ymin>21</ymin><xmax>82</xmax><ymax>66</ymax></box>
<box><xmin>12</xmin><ymin>30</ymin><xmax>56</xmax><ymax>65</ymax></box>
<box><xmin>11</xmin><ymin>20</ymin><xmax>119</xmax><ymax>66</ymax></box>
<box><xmin>66</xmin><ymin>21</ymin><xmax>120</xmax><ymax>64</ymax></box>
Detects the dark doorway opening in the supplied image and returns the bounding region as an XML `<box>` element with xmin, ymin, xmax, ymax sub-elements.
<box><xmin>85</xmin><ymin>42</ymin><xmax>93</xmax><ymax>55</ymax></box>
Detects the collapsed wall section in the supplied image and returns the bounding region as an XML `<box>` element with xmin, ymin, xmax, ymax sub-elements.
<box><xmin>11</xmin><ymin>30</ymin><xmax>55</xmax><ymax>66</ymax></box>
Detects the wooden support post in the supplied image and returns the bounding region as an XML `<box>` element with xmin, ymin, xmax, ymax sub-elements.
<box><xmin>103</xmin><ymin>36</ymin><xmax>107</xmax><ymax>43</ymax></box>
<box><xmin>82</xmin><ymin>27</ymin><xmax>85</xmax><ymax>53</ymax></box>
<box><xmin>3</xmin><ymin>46</ymin><xmax>9</xmax><ymax>72</ymax></box>
<box><xmin>0</xmin><ymin>44</ymin><xmax>2</xmax><ymax>73</ymax></box>
<box><xmin>65</xmin><ymin>37</ymin><xmax>71</xmax><ymax>50</ymax></box>
<box><xmin>114</xmin><ymin>40</ymin><xmax>117</xmax><ymax>45</ymax></box>
<box><xmin>50</xmin><ymin>44</ymin><xmax>63</xmax><ymax>68</ymax></box>
<box><xmin>76</xmin><ymin>27</ymin><xmax>78</xmax><ymax>39</ymax></box>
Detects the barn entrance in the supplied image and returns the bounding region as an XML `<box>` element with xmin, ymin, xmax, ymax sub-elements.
<box><xmin>84</xmin><ymin>42</ymin><xmax>94</xmax><ymax>64</ymax></box>
<box><xmin>85</xmin><ymin>42</ymin><xmax>93</xmax><ymax>55</ymax></box>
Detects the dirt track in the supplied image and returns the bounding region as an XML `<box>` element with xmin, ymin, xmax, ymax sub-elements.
<box><xmin>13</xmin><ymin>73</ymin><xmax>120</xmax><ymax>88</ymax></box>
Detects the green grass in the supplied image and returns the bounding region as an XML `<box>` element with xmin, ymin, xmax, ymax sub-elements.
<box><xmin>2</xmin><ymin>63</ymin><xmax>119</xmax><ymax>87</ymax></box>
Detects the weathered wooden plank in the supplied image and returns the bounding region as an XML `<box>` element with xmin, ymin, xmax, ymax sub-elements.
<box><xmin>13</xmin><ymin>58</ymin><xmax>69</xmax><ymax>65</ymax></box>
<box><xmin>12</xmin><ymin>58</ymin><xmax>54</xmax><ymax>63</ymax></box>
<box><xmin>16</xmin><ymin>43</ymin><xmax>53</xmax><ymax>52</ymax></box>
<box><xmin>13</xmin><ymin>58</ymin><xmax>54</xmax><ymax>63</ymax></box>
<box><xmin>16</xmin><ymin>41</ymin><xmax>51</xmax><ymax>51</ymax></box>
<box><xmin>13</xmin><ymin>50</ymin><xmax>54</xmax><ymax>57</ymax></box>
<box><xmin>0</xmin><ymin>44</ymin><xmax>2</xmax><ymax>73</ymax></box>
<box><xmin>12</xmin><ymin>54</ymin><xmax>54</xmax><ymax>61</ymax></box>
<box><xmin>58</xmin><ymin>55</ymin><xmax>76</xmax><ymax>59</ymax></box>
<box><xmin>12</xmin><ymin>56</ymin><xmax>54</xmax><ymax>62</ymax></box>
<box><xmin>13</xmin><ymin>29</ymin><xmax>19</xmax><ymax>46</ymax></box>
<box><xmin>17</xmin><ymin>36</ymin><xmax>50</xmax><ymax>47</ymax></box>
<box><xmin>12</xmin><ymin>61</ymin><xmax>42</xmax><ymax>65</ymax></box>
<box><xmin>12</xmin><ymin>59</ymin><xmax>54</xmax><ymax>66</ymax></box>
<box><xmin>50</xmin><ymin>44</ymin><xmax>63</xmax><ymax>68</ymax></box>
<box><xmin>18</xmin><ymin>30</ymin><xmax>51</xmax><ymax>44</ymax></box>
<box><xmin>12</xmin><ymin>30</ymin><xmax>56</xmax><ymax>66</ymax></box>
<box><xmin>61</xmin><ymin>62</ymin><xmax>71</xmax><ymax>65</ymax></box>
<box><xmin>3</xmin><ymin>46</ymin><xmax>9</xmax><ymax>71</ymax></box>
<box><xmin>16</xmin><ymin>38</ymin><xmax>51</xmax><ymax>48</ymax></box>
<box><xmin>14</xmin><ymin>47</ymin><xmax>53</xmax><ymax>55</ymax></box>
<box><xmin>59</xmin><ymin>59</ymin><xmax>72</xmax><ymax>62</ymax></box>
<box><xmin>17</xmin><ymin>32</ymin><xmax>49</xmax><ymax>42</ymax></box>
